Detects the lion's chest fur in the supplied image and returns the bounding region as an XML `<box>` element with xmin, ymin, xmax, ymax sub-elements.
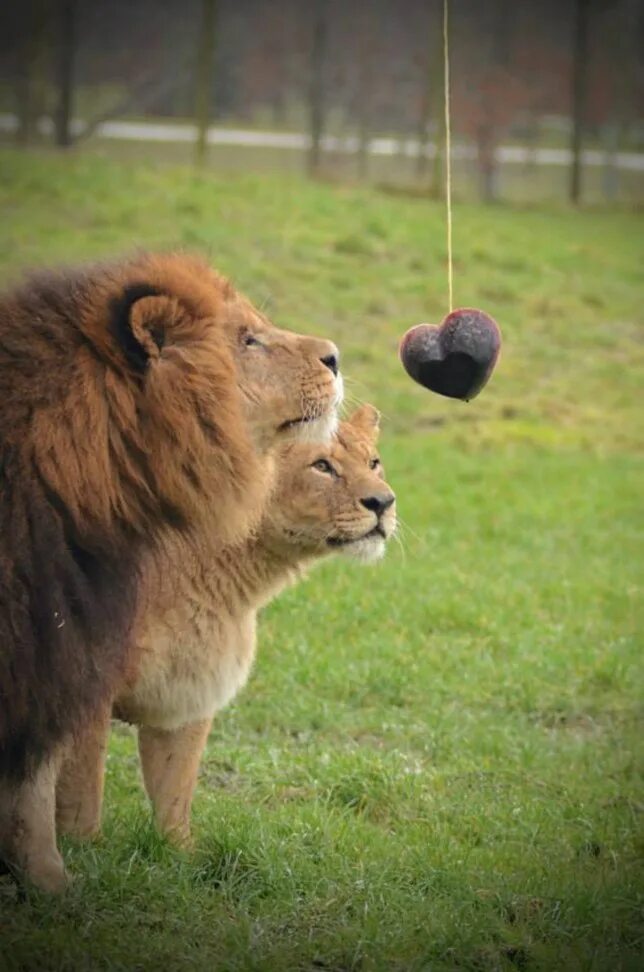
<box><xmin>115</xmin><ymin>602</ymin><xmax>257</xmax><ymax>730</ymax></box>
<box><xmin>113</xmin><ymin>545</ymin><xmax>299</xmax><ymax>731</ymax></box>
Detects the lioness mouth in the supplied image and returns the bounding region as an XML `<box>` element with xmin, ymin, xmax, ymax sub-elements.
<box><xmin>279</xmin><ymin>416</ymin><xmax>314</xmax><ymax>432</ymax></box>
<box><xmin>327</xmin><ymin>525</ymin><xmax>386</xmax><ymax>548</ymax></box>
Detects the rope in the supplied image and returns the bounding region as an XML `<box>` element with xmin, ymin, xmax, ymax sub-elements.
<box><xmin>443</xmin><ymin>0</ymin><xmax>453</xmax><ymax>312</ymax></box>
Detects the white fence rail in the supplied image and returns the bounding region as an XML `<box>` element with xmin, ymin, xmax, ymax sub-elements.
<box><xmin>1</xmin><ymin>114</ymin><xmax>643</xmax><ymax>171</ymax></box>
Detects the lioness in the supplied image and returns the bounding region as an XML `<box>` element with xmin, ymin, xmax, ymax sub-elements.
<box><xmin>57</xmin><ymin>406</ymin><xmax>395</xmax><ymax>845</ymax></box>
<box><xmin>0</xmin><ymin>251</ymin><xmax>342</xmax><ymax>890</ymax></box>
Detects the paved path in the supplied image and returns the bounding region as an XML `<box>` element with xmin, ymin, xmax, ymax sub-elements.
<box><xmin>1</xmin><ymin>114</ymin><xmax>642</xmax><ymax>171</ymax></box>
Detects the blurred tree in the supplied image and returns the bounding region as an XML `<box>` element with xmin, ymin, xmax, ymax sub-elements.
<box><xmin>451</xmin><ymin>0</ymin><xmax>530</xmax><ymax>202</ymax></box>
<box><xmin>2</xmin><ymin>0</ymin><xmax>641</xmax><ymax>203</ymax></box>
<box><xmin>355</xmin><ymin>2</ymin><xmax>377</xmax><ymax>181</ymax></box>
<box><xmin>14</xmin><ymin>2</ymin><xmax>51</xmax><ymax>145</ymax></box>
<box><xmin>308</xmin><ymin>0</ymin><xmax>329</xmax><ymax>176</ymax></box>
<box><xmin>73</xmin><ymin>69</ymin><xmax>192</xmax><ymax>145</ymax></box>
<box><xmin>194</xmin><ymin>0</ymin><xmax>217</xmax><ymax>166</ymax></box>
<box><xmin>513</xmin><ymin>19</ymin><xmax>570</xmax><ymax>178</ymax></box>
<box><xmin>54</xmin><ymin>0</ymin><xmax>78</xmax><ymax>147</ymax></box>
<box><xmin>242</xmin><ymin>1</ymin><xmax>292</xmax><ymax>126</ymax></box>
<box><xmin>476</xmin><ymin>0</ymin><xmax>515</xmax><ymax>202</ymax></box>
<box><xmin>570</xmin><ymin>0</ymin><xmax>591</xmax><ymax>203</ymax></box>
<box><xmin>416</xmin><ymin>1</ymin><xmax>443</xmax><ymax>188</ymax></box>
<box><xmin>585</xmin><ymin>0</ymin><xmax>641</xmax><ymax>201</ymax></box>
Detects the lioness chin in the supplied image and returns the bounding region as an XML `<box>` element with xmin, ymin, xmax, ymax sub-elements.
<box><xmin>57</xmin><ymin>405</ymin><xmax>395</xmax><ymax>846</ymax></box>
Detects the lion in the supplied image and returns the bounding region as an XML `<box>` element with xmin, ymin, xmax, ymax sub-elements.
<box><xmin>56</xmin><ymin>405</ymin><xmax>395</xmax><ymax>846</ymax></box>
<box><xmin>0</xmin><ymin>251</ymin><xmax>342</xmax><ymax>891</ymax></box>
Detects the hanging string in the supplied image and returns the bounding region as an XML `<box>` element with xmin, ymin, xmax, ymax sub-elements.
<box><xmin>443</xmin><ymin>0</ymin><xmax>453</xmax><ymax>312</ymax></box>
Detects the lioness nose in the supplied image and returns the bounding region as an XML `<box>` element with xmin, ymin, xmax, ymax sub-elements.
<box><xmin>360</xmin><ymin>493</ymin><xmax>395</xmax><ymax>516</ymax></box>
<box><xmin>320</xmin><ymin>346</ymin><xmax>339</xmax><ymax>376</ymax></box>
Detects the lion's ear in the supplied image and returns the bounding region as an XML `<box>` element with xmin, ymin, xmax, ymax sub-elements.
<box><xmin>348</xmin><ymin>404</ymin><xmax>380</xmax><ymax>437</ymax></box>
<box><xmin>111</xmin><ymin>284</ymin><xmax>180</xmax><ymax>371</ymax></box>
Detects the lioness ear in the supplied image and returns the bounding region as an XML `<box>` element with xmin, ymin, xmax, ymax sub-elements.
<box><xmin>348</xmin><ymin>404</ymin><xmax>380</xmax><ymax>435</ymax></box>
<box><xmin>111</xmin><ymin>284</ymin><xmax>180</xmax><ymax>371</ymax></box>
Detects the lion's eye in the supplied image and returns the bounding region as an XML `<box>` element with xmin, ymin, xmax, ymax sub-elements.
<box><xmin>312</xmin><ymin>458</ymin><xmax>335</xmax><ymax>475</ymax></box>
<box><xmin>369</xmin><ymin>457</ymin><xmax>381</xmax><ymax>470</ymax></box>
<box><xmin>242</xmin><ymin>332</ymin><xmax>263</xmax><ymax>348</ymax></box>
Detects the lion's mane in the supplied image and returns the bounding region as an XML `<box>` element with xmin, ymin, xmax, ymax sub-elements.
<box><xmin>0</xmin><ymin>253</ymin><xmax>265</xmax><ymax>780</ymax></box>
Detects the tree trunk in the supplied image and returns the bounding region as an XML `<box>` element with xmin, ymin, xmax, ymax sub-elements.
<box><xmin>601</xmin><ymin>122</ymin><xmax>620</xmax><ymax>202</ymax></box>
<box><xmin>416</xmin><ymin>93</ymin><xmax>430</xmax><ymax>181</ymax></box>
<box><xmin>417</xmin><ymin>3</ymin><xmax>443</xmax><ymax>186</ymax></box>
<box><xmin>523</xmin><ymin>113</ymin><xmax>540</xmax><ymax>176</ymax></box>
<box><xmin>15</xmin><ymin>27</ymin><xmax>41</xmax><ymax>145</ymax></box>
<box><xmin>477</xmin><ymin>124</ymin><xmax>499</xmax><ymax>203</ymax></box>
<box><xmin>356</xmin><ymin>8</ymin><xmax>375</xmax><ymax>182</ymax></box>
<box><xmin>357</xmin><ymin>107</ymin><xmax>371</xmax><ymax>182</ymax></box>
<box><xmin>54</xmin><ymin>0</ymin><xmax>77</xmax><ymax>148</ymax></box>
<box><xmin>308</xmin><ymin>0</ymin><xmax>328</xmax><ymax>177</ymax></box>
<box><xmin>194</xmin><ymin>0</ymin><xmax>217</xmax><ymax>167</ymax></box>
<box><xmin>599</xmin><ymin>0</ymin><xmax>639</xmax><ymax>204</ymax></box>
<box><xmin>570</xmin><ymin>0</ymin><xmax>591</xmax><ymax>204</ymax></box>
<box><xmin>429</xmin><ymin>14</ymin><xmax>447</xmax><ymax>196</ymax></box>
<box><xmin>475</xmin><ymin>0</ymin><xmax>513</xmax><ymax>203</ymax></box>
<box><xmin>15</xmin><ymin>2</ymin><xmax>48</xmax><ymax>145</ymax></box>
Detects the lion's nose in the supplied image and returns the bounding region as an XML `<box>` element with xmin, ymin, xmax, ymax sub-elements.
<box><xmin>320</xmin><ymin>351</ymin><xmax>339</xmax><ymax>376</ymax></box>
<box><xmin>360</xmin><ymin>493</ymin><xmax>395</xmax><ymax>517</ymax></box>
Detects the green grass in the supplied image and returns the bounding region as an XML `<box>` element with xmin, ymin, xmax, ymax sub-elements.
<box><xmin>0</xmin><ymin>148</ymin><xmax>642</xmax><ymax>971</ymax></box>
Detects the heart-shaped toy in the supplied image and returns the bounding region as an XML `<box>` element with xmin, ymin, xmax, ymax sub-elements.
<box><xmin>399</xmin><ymin>308</ymin><xmax>501</xmax><ymax>401</ymax></box>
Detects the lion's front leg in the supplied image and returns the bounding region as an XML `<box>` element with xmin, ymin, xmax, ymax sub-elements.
<box><xmin>0</xmin><ymin>752</ymin><xmax>68</xmax><ymax>893</ymax></box>
<box><xmin>137</xmin><ymin>718</ymin><xmax>212</xmax><ymax>847</ymax></box>
<box><xmin>56</xmin><ymin>704</ymin><xmax>111</xmax><ymax>840</ymax></box>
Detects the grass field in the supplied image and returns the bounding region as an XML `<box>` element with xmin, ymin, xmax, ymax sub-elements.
<box><xmin>0</xmin><ymin>148</ymin><xmax>642</xmax><ymax>971</ymax></box>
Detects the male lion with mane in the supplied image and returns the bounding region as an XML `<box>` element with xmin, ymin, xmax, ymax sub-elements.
<box><xmin>58</xmin><ymin>406</ymin><xmax>395</xmax><ymax>846</ymax></box>
<box><xmin>0</xmin><ymin>251</ymin><xmax>342</xmax><ymax>891</ymax></box>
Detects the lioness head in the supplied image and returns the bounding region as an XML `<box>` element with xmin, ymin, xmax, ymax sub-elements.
<box><xmin>264</xmin><ymin>405</ymin><xmax>396</xmax><ymax>564</ymax></box>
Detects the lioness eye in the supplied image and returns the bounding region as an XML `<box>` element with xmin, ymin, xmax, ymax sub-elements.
<box><xmin>243</xmin><ymin>333</ymin><xmax>263</xmax><ymax>347</ymax></box>
<box><xmin>369</xmin><ymin>457</ymin><xmax>380</xmax><ymax>470</ymax></box>
<box><xmin>312</xmin><ymin>459</ymin><xmax>335</xmax><ymax>475</ymax></box>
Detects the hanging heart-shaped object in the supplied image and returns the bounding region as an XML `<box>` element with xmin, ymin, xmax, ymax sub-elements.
<box><xmin>399</xmin><ymin>308</ymin><xmax>501</xmax><ymax>401</ymax></box>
